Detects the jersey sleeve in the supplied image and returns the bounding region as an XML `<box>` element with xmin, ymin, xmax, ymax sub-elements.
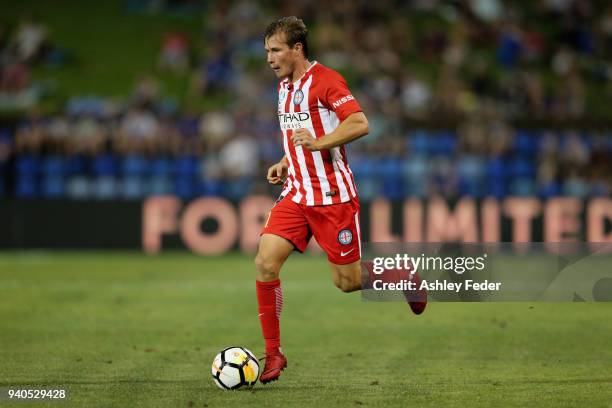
<box><xmin>322</xmin><ymin>71</ymin><xmax>362</xmax><ymax>122</ymax></box>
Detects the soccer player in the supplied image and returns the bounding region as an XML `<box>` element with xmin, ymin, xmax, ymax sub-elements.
<box><xmin>255</xmin><ymin>16</ymin><xmax>426</xmax><ymax>384</ymax></box>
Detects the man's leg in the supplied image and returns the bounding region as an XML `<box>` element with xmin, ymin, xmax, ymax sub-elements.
<box><xmin>329</xmin><ymin>260</ymin><xmax>427</xmax><ymax>315</ymax></box>
<box><xmin>329</xmin><ymin>260</ymin><xmax>362</xmax><ymax>293</ymax></box>
<box><xmin>255</xmin><ymin>233</ymin><xmax>294</xmax><ymax>383</ymax></box>
<box><xmin>305</xmin><ymin>198</ymin><xmax>427</xmax><ymax>314</ymax></box>
<box><xmin>257</xmin><ymin>197</ymin><xmax>311</xmax><ymax>383</ymax></box>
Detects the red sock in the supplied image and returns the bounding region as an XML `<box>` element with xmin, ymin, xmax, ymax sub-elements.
<box><xmin>256</xmin><ymin>279</ymin><xmax>283</xmax><ymax>354</ymax></box>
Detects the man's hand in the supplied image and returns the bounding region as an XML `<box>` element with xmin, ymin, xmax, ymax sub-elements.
<box><xmin>291</xmin><ymin>128</ymin><xmax>320</xmax><ymax>151</ymax></box>
<box><xmin>267</xmin><ymin>159</ymin><xmax>288</xmax><ymax>185</ymax></box>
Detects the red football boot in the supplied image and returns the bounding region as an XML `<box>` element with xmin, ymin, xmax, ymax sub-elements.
<box><xmin>363</xmin><ymin>260</ymin><xmax>427</xmax><ymax>315</ymax></box>
<box><xmin>405</xmin><ymin>269</ymin><xmax>427</xmax><ymax>315</ymax></box>
<box><xmin>259</xmin><ymin>350</ymin><xmax>287</xmax><ymax>384</ymax></box>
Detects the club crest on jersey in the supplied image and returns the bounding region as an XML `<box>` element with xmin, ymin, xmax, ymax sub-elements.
<box><xmin>338</xmin><ymin>229</ymin><xmax>353</xmax><ymax>245</ymax></box>
<box><xmin>293</xmin><ymin>89</ymin><xmax>304</xmax><ymax>105</ymax></box>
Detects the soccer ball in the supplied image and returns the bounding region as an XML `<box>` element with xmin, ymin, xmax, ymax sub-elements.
<box><xmin>211</xmin><ymin>347</ymin><xmax>260</xmax><ymax>390</ymax></box>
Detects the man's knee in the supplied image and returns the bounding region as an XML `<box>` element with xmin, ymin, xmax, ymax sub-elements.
<box><xmin>255</xmin><ymin>253</ymin><xmax>281</xmax><ymax>281</ymax></box>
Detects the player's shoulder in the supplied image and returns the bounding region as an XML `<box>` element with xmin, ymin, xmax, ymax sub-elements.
<box><xmin>311</xmin><ymin>61</ymin><xmax>336</xmax><ymax>76</ymax></box>
<box><xmin>311</xmin><ymin>62</ymin><xmax>346</xmax><ymax>83</ymax></box>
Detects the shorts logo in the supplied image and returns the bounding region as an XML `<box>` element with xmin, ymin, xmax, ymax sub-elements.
<box><xmin>338</xmin><ymin>229</ymin><xmax>353</xmax><ymax>245</ymax></box>
<box><xmin>293</xmin><ymin>89</ymin><xmax>304</xmax><ymax>105</ymax></box>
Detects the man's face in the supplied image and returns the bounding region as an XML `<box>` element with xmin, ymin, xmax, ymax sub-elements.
<box><xmin>264</xmin><ymin>31</ymin><xmax>299</xmax><ymax>79</ymax></box>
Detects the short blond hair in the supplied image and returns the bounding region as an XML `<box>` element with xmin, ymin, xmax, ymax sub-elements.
<box><xmin>264</xmin><ymin>16</ymin><xmax>309</xmax><ymax>58</ymax></box>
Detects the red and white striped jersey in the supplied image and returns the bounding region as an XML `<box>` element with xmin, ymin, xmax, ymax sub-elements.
<box><xmin>277</xmin><ymin>61</ymin><xmax>362</xmax><ymax>206</ymax></box>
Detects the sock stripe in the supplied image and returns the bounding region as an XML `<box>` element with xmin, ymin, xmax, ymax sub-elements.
<box><xmin>274</xmin><ymin>286</ymin><xmax>284</xmax><ymax>319</ymax></box>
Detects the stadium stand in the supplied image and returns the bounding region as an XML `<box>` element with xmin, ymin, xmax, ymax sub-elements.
<box><xmin>0</xmin><ymin>0</ymin><xmax>611</xmax><ymax>200</ymax></box>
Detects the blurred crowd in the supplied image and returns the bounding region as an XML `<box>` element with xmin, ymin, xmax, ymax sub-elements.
<box><xmin>3</xmin><ymin>105</ymin><xmax>610</xmax><ymax>200</ymax></box>
<box><xmin>187</xmin><ymin>0</ymin><xmax>612</xmax><ymax>121</ymax></box>
<box><xmin>1</xmin><ymin>0</ymin><xmax>611</xmax><ymax>200</ymax></box>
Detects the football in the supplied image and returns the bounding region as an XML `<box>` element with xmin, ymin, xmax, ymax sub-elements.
<box><xmin>211</xmin><ymin>347</ymin><xmax>260</xmax><ymax>390</ymax></box>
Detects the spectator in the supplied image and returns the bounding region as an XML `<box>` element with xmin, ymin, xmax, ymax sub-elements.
<box><xmin>199</xmin><ymin>110</ymin><xmax>234</xmax><ymax>150</ymax></box>
<box><xmin>131</xmin><ymin>74</ymin><xmax>161</xmax><ymax>109</ymax></box>
<box><xmin>157</xmin><ymin>31</ymin><xmax>190</xmax><ymax>73</ymax></box>
<box><xmin>118</xmin><ymin>107</ymin><xmax>160</xmax><ymax>150</ymax></box>
<box><xmin>218</xmin><ymin>133</ymin><xmax>258</xmax><ymax>179</ymax></box>
<box><xmin>13</xmin><ymin>16</ymin><xmax>48</xmax><ymax>62</ymax></box>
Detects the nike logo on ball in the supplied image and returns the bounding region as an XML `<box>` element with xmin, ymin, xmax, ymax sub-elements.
<box><xmin>340</xmin><ymin>249</ymin><xmax>355</xmax><ymax>257</ymax></box>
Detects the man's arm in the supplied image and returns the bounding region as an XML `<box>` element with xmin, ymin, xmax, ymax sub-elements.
<box><xmin>291</xmin><ymin>112</ymin><xmax>369</xmax><ymax>151</ymax></box>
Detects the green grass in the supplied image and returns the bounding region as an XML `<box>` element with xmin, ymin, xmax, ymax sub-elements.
<box><xmin>0</xmin><ymin>252</ymin><xmax>611</xmax><ymax>407</ymax></box>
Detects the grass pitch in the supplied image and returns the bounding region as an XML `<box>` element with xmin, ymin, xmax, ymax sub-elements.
<box><xmin>0</xmin><ymin>251</ymin><xmax>611</xmax><ymax>407</ymax></box>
